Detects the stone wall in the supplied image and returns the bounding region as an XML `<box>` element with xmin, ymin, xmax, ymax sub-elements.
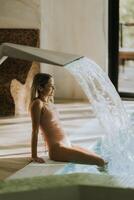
<box><xmin>0</xmin><ymin>29</ymin><xmax>40</xmax><ymax>116</ymax></box>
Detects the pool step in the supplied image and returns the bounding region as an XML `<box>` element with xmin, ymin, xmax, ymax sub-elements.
<box><xmin>0</xmin><ymin>103</ymin><xmax>94</xmax><ymax>126</ymax></box>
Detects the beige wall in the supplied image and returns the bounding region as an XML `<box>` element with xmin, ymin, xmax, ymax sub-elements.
<box><xmin>0</xmin><ymin>0</ymin><xmax>108</xmax><ymax>100</ymax></box>
<box><xmin>0</xmin><ymin>0</ymin><xmax>40</xmax><ymax>28</ymax></box>
<box><xmin>40</xmin><ymin>0</ymin><xmax>108</xmax><ymax>100</ymax></box>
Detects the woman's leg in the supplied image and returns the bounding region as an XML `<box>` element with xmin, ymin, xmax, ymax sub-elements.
<box><xmin>72</xmin><ymin>144</ymin><xmax>93</xmax><ymax>154</ymax></box>
<box><xmin>50</xmin><ymin>145</ymin><xmax>105</xmax><ymax>166</ymax></box>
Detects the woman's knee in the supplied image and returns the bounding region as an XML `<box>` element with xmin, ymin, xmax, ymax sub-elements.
<box><xmin>49</xmin><ymin>145</ymin><xmax>61</xmax><ymax>160</ymax></box>
<box><xmin>49</xmin><ymin>145</ymin><xmax>69</xmax><ymax>161</ymax></box>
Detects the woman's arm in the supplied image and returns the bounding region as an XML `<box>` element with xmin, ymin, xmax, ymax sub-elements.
<box><xmin>30</xmin><ymin>99</ymin><xmax>45</xmax><ymax>163</ymax></box>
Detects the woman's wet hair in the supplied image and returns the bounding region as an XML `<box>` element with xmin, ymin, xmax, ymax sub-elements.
<box><xmin>30</xmin><ymin>73</ymin><xmax>52</xmax><ymax>105</ymax></box>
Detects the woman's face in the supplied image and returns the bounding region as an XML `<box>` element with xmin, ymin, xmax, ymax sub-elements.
<box><xmin>41</xmin><ymin>78</ymin><xmax>55</xmax><ymax>97</ymax></box>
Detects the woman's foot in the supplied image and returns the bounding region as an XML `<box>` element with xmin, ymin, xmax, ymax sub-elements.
<box><xmin>97</xmin><ymin>160</ymin><xmax>108</xmax><ymax>173</ymax></box>
<box><xmin>97</xmin><ymin>157</ymin><xmax>108</xmax><ymax>166</ymax></box>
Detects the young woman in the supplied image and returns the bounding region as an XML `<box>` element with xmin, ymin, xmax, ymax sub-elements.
<box><xmin>30</xmin><ymin>73</ymin><xmax>107</xmax><ymax>166</ymax></box>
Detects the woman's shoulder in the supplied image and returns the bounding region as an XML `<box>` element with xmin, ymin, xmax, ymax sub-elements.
<box><xmin>31</xmin><ymin>98</ymin><xmax>43</xmax><ymax>110</ymax></box>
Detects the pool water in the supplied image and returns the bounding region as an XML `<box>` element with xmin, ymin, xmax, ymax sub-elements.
<box><xmin>56</xmin><ymin>57</ymin><xmax>134</xmax><ymax>176</ymax></box>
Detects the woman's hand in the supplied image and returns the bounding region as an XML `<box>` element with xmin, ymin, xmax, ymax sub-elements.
<box><xmin>31</xmin><ymin>157</ymin><xmax>45</xmax><ymax>163</ymax></box>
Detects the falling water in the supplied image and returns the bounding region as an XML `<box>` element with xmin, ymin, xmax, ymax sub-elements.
<box><xmin>65</xmin><ymin>57</ymin><xmax>134</xmax><ymax>176</ymax></box>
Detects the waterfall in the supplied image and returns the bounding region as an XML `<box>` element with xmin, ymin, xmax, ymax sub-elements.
<box><xmin>65</xmin><ymin>57</ymin><xmax>134</xmax><ymax>175</ymax></box>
